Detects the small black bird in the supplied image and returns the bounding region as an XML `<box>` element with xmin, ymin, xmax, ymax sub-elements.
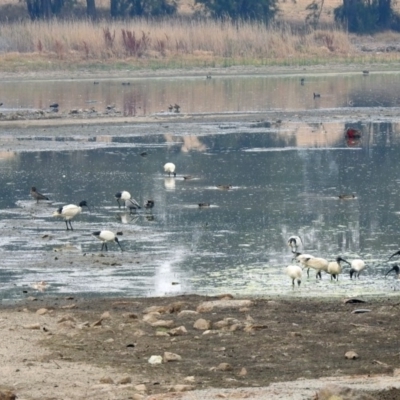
<box><xmin>30</xmin><ymin>186</ymin><xmax>49</xmax><ymax>203</ymax></box>
<box><xmin>50</xmin><ymin>103</ymin><xmax>59</xmax><ymax>108</ymax></box>
<box><xmin>144</xmin><ymin>200</ymin><xmax>155</xmax><ymax>209</ymax></box>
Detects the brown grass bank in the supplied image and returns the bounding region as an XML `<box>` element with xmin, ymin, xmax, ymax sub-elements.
<box><xmin>1</xmin><ymin>19</ymin><xmax>400</xmax><ymax>73</ymax></box>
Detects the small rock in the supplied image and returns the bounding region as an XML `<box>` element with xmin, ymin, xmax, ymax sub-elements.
<box><xmin>23</xmin><ymin>323</ymin><xmax>41</xmax><ymax>330</ymax></box>
<box><xmin>104</xmin><ymin>338</ymin><xmax>114</xmax><ymax>343</ymax></box>
<box><xmin>170</xmin><ymin>384</ymin><xmax>194</xmax><ymax>392</ymax></box>
<box><xmin>99</xmin><ymin>376</ymin><xmax>114</xmax><ymax>384</ymax></box>
<box><xmin>184</xmin><ymin>376</ymin><xmax>195</xmax><ymax>382</ymax></box>
<box><xmin>101</xmin><ymin>311</ymin><xmax>111</xmax><ymax>320</ymax></box>
<box><xmin>142</xmin><ymin>313</ymin><xmax>160</xmax><ymax>323</ymax></box>
<box><xmin>117</xmin><ymin>376</ymin><xmax>132</xmax><ymax>385</ymax></box>
<box><xmin>148</xmin><ymin>355</ymin><xmax>163</xmax><ymax>364</ymax></box>
<box><xmin>351</xmin><ymin>309</ymin><xmax>371</xmax><ymax>314</ymax></box>
<box><xmin>134</xmin><ymin>384</ymin><xmax>147</xmax><ymax>392</ymax></box>
<box><xmin>239</xmin><ymin>367</ymin><xmax>247</xmax><ymax>376</ymax></box>
<box><xmin>345</xmin><ymin>351</ymin><xmax>359</xmax><ymax>360</ymax></box>
<box><xmin>132</xmin><ymin>394</ymin><xmax>145</xmax><ymax>400</ymax></box>
<box><xmin>36</xmin><ymin>308</ymin><xmax>48</xmax><ymax>315</ymax></box>
<box><xmin>91</xmin><ymin>319</ymin><xmax>103</xmax><ymax>327</ymax></box>
<box><xmin>197</xmin><ymin>300</ymin><xmax>253</xmax><ymax>313</ymax></box>
<box><xmin>57</xmin><ymin>315</ymin><xmax>75</xmax><ymax>323</ymax></box>
<box><xmin>169</xmin><ymin>326</ymin><xmax>188</xmax><ymax>336</ymax></box>
<box><xmin>163</xmin><ymin>352</ymin><xmax>182</xmax><ymax>362</ymax></box>
<box><xmin>193</xmin><ymin>318</ymin><xmax>211</xmax><ymax>330</ymax></box>
<box><xmin>155</xmin><ymin>331</ymin><xmax>170</xmax><ymax>337</ymax></box>
<box><xmin>216</xmin><ymin>363</ymin><xmax>233</xmax><ymax>371</ymax></box>
<box><xmin>150</xmin><ymin>320</ymin><xmax>174</xmax><ymax>328</ymax></box>
<box><xmin>143</xmin><ymin>306</ymin><xmax>168</xmax><ymax>314</ymax></box>
<box><xmin>178</xmin><ymin>310</ymin><xmax>199</xmax><ymax>318</ymax></box>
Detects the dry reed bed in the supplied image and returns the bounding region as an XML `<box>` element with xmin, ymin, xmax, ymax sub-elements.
<box><xmin>0</xmin><ymin>19</ymin><xmax>399</xmax><ymax>68</ymax></box>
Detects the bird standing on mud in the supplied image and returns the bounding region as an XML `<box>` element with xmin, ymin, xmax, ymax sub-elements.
<box><xmin>285</xmin><ymin>265</ymin><xmax>302</xmax><ymax>287</ymax></box>
<box><xmin>52</xmin><ymin>200</ymin><xmax>90</xmax><ymax>230</ymax></box>
<box><xmin>30</xmin><ymin>186</ymin><xmax>49</xmax><ymax>203</ymax></box>
<box><xmin>92</xmin><ymin>230</ymin><xmax>123</xmax><ymax>251</ymax></box>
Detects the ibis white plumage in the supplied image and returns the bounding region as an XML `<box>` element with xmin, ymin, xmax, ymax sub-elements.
<box><xmin>349</xmin><ymin>259</ymin><xmax>366</xmax><ymax>279</ymax></box>
<box><xmin>287</xmin><ymin>235</ymin><xmax>303</xmax><ymax>252</ymax></box>
<box><xmin>53</xmin><ymin>200</ymin><xmax>90</xmax><ymax>230</ymax></box>
<box><xmin>115</xmin><ymin>191</ymin><xmax>131</xmax><ymax>208</ymax></box>
<box><xmin>327</xmin><ymin>257</ymin><xmax>350</xmax><ymax>281</ymax></box>
<box><xmin>302</xmin><ymin>256</ymin><xmax>329</xmax><ymax>279</ymax></box>
<box><xmin>285</xmin><ymin>265</ymin><xmax>302</xmax><ymax>287</ymax></box>
<box><xmin>292</xmin><ymin>251</ymin><xmax>315</xmax><ymax>277</ymax></box>
<box><xmin>92</xmin><ymin>230</ymin><xmax>123</xmax><ymax>251</ymax></box>
<box><xmin>164</xmin><ymin>162</ymin><xmax>176</xmax><ymax>177</ymax></box>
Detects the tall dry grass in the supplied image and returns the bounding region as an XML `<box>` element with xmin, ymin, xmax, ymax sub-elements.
<box><xmin>0</xmin><ymin>18</ymin><xmax>398</xmax><ymax>70</ymax></box>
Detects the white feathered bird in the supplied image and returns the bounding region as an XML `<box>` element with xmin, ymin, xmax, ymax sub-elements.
<box><xmin>115</xmin><ymin>191</ymin><xmax>131</xmax><ymax>208</ymax></box>
<box><xmin>293</xmin><ymin>251</ymin><xmax>315</xmax><ymax>277</ymax></box>
<box><xmin>92</xmin><ymin>230</ymin><xmax>123</xmax><ymax>252</ymax></box>
<box><xmin>287</xmin><ymin>235</ymin><xmax>303</xmax><ymax>252</ymax></box>
<box><xmin>285</xmin><ymin>265</ymin><xmax>302</xmax><ymax>287</ymax></box>
<box><xmin>349</xmin><ymin>259</ymin><xmax>366</xmax><ymax>279</ymax></box>
<box><xmin>302</xmin><ymin>256</ymin><xmax>329</xmax><ymax>279</ymax></box>
<box><xmin>327</xmin><ymin>257</ymin><xmax>350</xmax><ymax>281</ymax></box>
<box><xmin>53</xmin><ymin>200</ymin><xmax>90</xmax><ymax>230</ymax></box>
<box><xmin>164</xmin><ymin>162</ymin><xmax>176</xmax><ymax>177</ymax></box>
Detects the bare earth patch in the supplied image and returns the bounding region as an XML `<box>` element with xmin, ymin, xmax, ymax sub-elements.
<box><xmin>1</xmin><ymin>294</ymin><xmax>400</xmax><ymax>399</ymax></box>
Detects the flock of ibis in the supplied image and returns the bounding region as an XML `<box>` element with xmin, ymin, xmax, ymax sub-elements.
<box><xmin>29</xmin><ymin>163</ymin><xmax>174</xmax><ymax>251</ymax></box>
<box><xmin>285</xmin><ymin>235</ymin><xmax>400</xmax><ymax>287</ymax></box>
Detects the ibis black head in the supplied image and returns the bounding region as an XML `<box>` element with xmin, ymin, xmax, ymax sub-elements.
<box><xmin>145</xmin><ymin>200</ymin><xmax>154</xmax><ymax>209</ymax></box>
<box><xmin>337</xmin><ymin>256</ymin><xmax>350</xmax><ymax>265</ymax></box>
<box><xmin>92</xmin><ymin>231</ymin><xmax>100</xmax><ymax>238</ymax></box>
<box><xmin>31</xmin><ymin>186</ymin><xmax>37</xmax><ymax>192</ymax></box>
<box><xmin>79</xmin><ymin>200</ymin><xmax>90</xmax><ymax>211</ymax></box>
<box><xmin>388</xmin><ymin>250</ymin><xmax>400</xmax><ymax>261</ymax></box>
<box><xmin>386</xmin><ymin>265</ymin><xmax>400</xmax><ymax>277</ymax></box>
<box><xmin>115</xmin><ymin>192</ymin><xmax>122</xmax><ymax>199</ymax></box>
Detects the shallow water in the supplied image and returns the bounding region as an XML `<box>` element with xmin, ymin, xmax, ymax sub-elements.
<box><xmin>1</xmin><ymin>73</ymin><xmax>400</xmax><ymax>300</ymax></box>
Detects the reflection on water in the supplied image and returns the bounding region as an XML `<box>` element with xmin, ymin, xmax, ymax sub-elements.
<box><xmin>1</xmin><ymin>121</ymin><xmax>400</xmax><ymax>300</ymax></box>
<box><xmin>2</xmin><ymin>72</ymin><xmax>400</xmax><ymax>116</ymax></box>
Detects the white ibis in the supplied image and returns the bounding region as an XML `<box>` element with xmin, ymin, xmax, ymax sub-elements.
<box><xmin>327</xmin><ymin>257</ymin><xmax>350</xmax><ymax>281</ymax></box>
<box><xmin>92</xmin><ymin>230</ymin><xmax>123</xmax><ymax>251</ymax></box>
<box><xmin>285</xmin><ymin>265</ymin><xmax>302</xmax><ymax>287</ymax></box>
<box><xmin>115</xmin><ymin>191</ymin><xmax>131</xmax><ymax>208</ymax></box>
<box><xmin>287</xmin><ymin>235</ymin><xmax>303</xmax><ymax>252</ymax></box>
<box><xmin>164</xmin><ymin>162</ymin><xmax>176</xmax><ymax>177</ymax></box>
<box><xmin>349</xmin><ymin>259</ymin><xmax>366</xmax><ymax>279</ymax></box>
<box><xmin>292</xmin><ymin>251</ymin><xmax>315</xmax><ymax>277</ymax></box>
<box><xmin>52</xmin><ymin>200</ymin><xmax>90</xmax><ymax>230</ymax></box>
<box><xmin>302</xmin><ymin>256</ymin><xmax>329</xmax><ymax>279</ymax></box>
<box><xmin>30</xmin><ymin>186</ymin><xmax>49</xmax><ymax>203</ymax></box>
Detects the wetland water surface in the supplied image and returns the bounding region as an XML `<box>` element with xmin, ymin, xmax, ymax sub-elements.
<box><xmin>1</xmin><ymin>72</ymin><xmax>400</xmax><ymax>300</ymax></box>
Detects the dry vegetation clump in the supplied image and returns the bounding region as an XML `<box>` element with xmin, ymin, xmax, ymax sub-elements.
<box><xmin>0</xmin><ymin>18</ymin><xmax>399</xmax><ymax>70</ymax></box>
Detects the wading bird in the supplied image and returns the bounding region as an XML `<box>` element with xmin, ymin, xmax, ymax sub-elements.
<box><xmin>386</xmin><ymin>264</ymin><xmax>400</xmax><ymax>278</ymax></box>
<box><xmin>115</xmin><ymin>191</ymin><xmax>131</xmax><ymax>208</ymax></box>
<box><xmin>287</xmin><ymin>236</ymin><xmax>303</xmax><ymax>252</ymax></box>
<box><xmin>302</xmin><ymin>256</ymin><xmax>329</xmax><ymax>279</ymax></box>
<box><xmin>52</xmin><ymin>200</ymin><xmax>90</xmax><ymax>230</ymax></box>
<box><xmin>30</xmin><ymin>186</ymin><xmax>49</xmax><ymax>203</ymax></box>
<box><xmin>124</xmin><ymin>198</ymin><xmax>141</xmax><ymax>214</ymax></box>
<box><xmin>92</xmin><ymin>230</ymin><xmax>123</xmax><ymax>251</ymax></box>
<box><xmin>388</xmin><ymin>250</ymin><xmax>400</xmax><ymax>261</ymax></box>
<box><xmin>144</xmin><ymin>200</ymin><xmax>155</xmax><ymax>209</ymax></box>
<box><xmin>327</xmin><ymin>257</ymin><xmax>350</xmax><ymax>281</ymax></box>
<box><xmin>164</xmin><ymin>162</ymin><xmax>176</xmax><ymax>177</ymax></box>
<box><xmin>292</xmin><ymin>251</ymin><xmax>315</xmax><ymax>277</ymax></box>
<box><xmin>348</xmin><ymin>259</ymin><xmax>366</xmax><ymax>279</ymax></box>
<box><xmin>285</xmin><ymin>265</ymin><xmax>302</xmax><ymax>287</ymax></box>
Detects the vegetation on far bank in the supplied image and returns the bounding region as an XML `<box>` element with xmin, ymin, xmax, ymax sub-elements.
<box><xmin>2</xmin><ymin>19</ymin><xmax>400</xmax><ymax>73</ymax></box>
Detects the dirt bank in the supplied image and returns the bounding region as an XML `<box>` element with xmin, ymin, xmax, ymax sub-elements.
<box><xmin>1</xmin><ymin>294</ymin><xmax>400</xmax><ymax>399</ymax></box>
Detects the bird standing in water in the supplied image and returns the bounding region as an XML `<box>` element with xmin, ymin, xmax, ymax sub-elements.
<box><xmin>30</xmin><ymin>187</ymin><xmax>49</xmax><ymax>203</ymax></box>
<box><xmin>52</xmin><ymin>200</ymin><xmax>90</xmax><ymax>230</ymax></box>
<box><xmin>92</xmin><ymin>230</ymin><xmax>123</xmax><ymax>251</ymax></box>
